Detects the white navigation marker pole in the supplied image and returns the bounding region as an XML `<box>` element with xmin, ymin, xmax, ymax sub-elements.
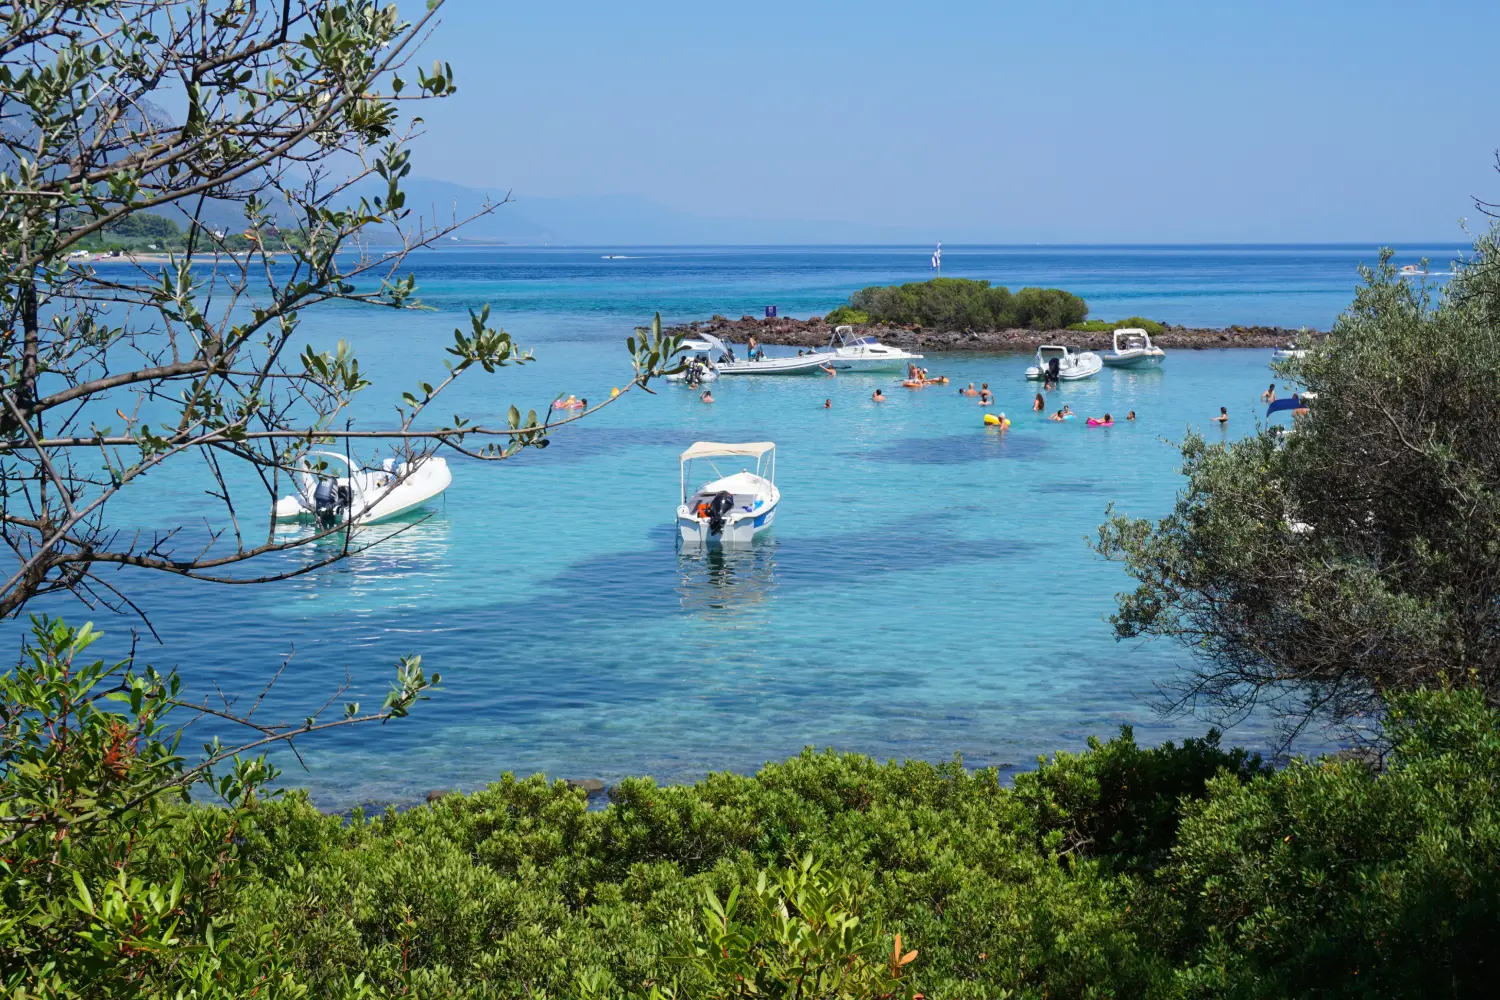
<box><xmin>931</xmin><ymin>241</ymin><xmax>942</xmax><ymax>277</ymax></box>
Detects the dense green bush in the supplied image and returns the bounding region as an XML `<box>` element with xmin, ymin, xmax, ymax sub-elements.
<box><xmin>6</xmin><ymin>616</ymin><xmax>1497</xmax><ymax>997</ymax></box>
<box><xmin>1068</xmin><ymin>317</ymin><xmax>1167</xmax><ymax>336</ymax></box>
<box><xmin>823</xmin><ymin>305</ymin><xmax>871</xmax><ymax>326</ymax></box>
<box><xmin>844</xmin><ymin>279</ymin><xmax>1087</xmax><ymax>330</ymax></box>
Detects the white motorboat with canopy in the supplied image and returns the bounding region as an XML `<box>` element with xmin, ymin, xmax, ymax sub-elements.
<box><xmin>824</xmin><ymin>324</ymin><xmax>923</xmax><ymax>371</ymax></box>
<box><xmin>273</xmin><ymin>451</ymin><xmax>452</xmax><ymax>526</ymax></box>
<box><xmin>1025</xmin><ymin>344</ymin><xmax>1103</xmax><ymax>381</ymax></box>
<box><xmin>676</xmin><ymin>441</ymin><xmax>779</xmax><ymax>546</ymax></box>
<box><xmin>1101</xmin><ymin>328</ymin><xmax>1166</xmax><ymax>369</ymax></box>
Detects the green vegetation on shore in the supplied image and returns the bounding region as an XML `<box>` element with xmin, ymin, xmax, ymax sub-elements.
<box><xmin>1068</xmin><ymin>317</ymin><xmax>1166</xmax><ymax>336</ymax></box>
<box><xmin>827</xmin><ymin>278</ymin><xmax>1088</xmax><ymax>331</ymax></box>
<box><xmin>6</xmin><ymin>614</ymin><xmax>1497</xmax><ymax>999</ymax></box>
<box><xmin>71</xmin><ymin>211</ymin><xmax>304</xmax><ymax>254</ymax></box>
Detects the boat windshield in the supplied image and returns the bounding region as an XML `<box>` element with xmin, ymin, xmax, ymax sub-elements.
<box><xmin>1038</xmin><ymin>346</ymin><xmax>1068</xmax><ymax>360</ymax></box>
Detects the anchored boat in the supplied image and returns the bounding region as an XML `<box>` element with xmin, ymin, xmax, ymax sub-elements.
<box><xmin>824</xmin><ymin>324</ymin><xmax>923</xmax><ymax>372</ymax></box>
<box><xmin>676</xmin><ymin>441</ymin><xmax>779</xmax><ymax>546</ymax></box>
<box><xmin>273</xmin><ymin>451</ymin><xmax>451</xmax><ymax>527</ymax></box>
<box><xmin>1025</xmin><ymin>344</ymin><xmax>1103</xmax><ymax>381</ymax></box>
<box><xmin>1101</xmin><ymin>328</ymin><xmax>1166</xmax><ymax>369</ymax></box>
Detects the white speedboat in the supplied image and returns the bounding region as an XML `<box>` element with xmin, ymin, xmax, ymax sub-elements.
<box><xmin>1271</xmin><ymin>345</ymin><xmax>1308</xmax><ymax>362</ymax></box>
<box><xmin>717</xmin><ymin>351</ymin><xmax>838</xmax><ymax>375</ymax></box>
<box><xmin>676</xmin><ymin>441</ymin><xmax>779</xmax><ymax>547</ymax></box>
<box><xmin>824</xmin><ymin>324</ymin><xmax>923</xmax><ymax>371</ymax></box>
<box><xmin>273</xmin><ymin>451</ymin><xmax>451</xmax><ymax>526</ymax></box>
<box><xmin>1100</xmin><ymin>328</ymin><xmax>1166</xmax><ymax>369</ymax></box>
<box><xmin>666</xmin><ymin>354</ymin><xmax>719</xmax><ymax>385</ymax></box>
<box><xmin>1025</xmin><ymin>345</ymin><xmax>1103</xmax><ymax>381</ymax></box>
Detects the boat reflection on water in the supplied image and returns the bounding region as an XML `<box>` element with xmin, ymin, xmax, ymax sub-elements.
<box><xmin>676</xmin><ymin>539</ymin><xmax>779</xmax><ymax>617</ymax></box>
<box><xmin>273</xmin><ymin>510</ymin><xmax>454</xmax><ymax>602</ymax></box>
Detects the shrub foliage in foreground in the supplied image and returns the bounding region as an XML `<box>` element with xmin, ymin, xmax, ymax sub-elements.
<box><xmin>3</xmin><ymin>619</ymin><xmax>1498</xmax><ymax>998</ymax></box>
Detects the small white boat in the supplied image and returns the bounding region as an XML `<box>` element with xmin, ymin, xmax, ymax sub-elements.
<box><xmin>824</xmin><ymin>324</ymin><xmax>923</xmax><ymax>371</ymax></box>
<box><xmin>1271</xmin><ymin>345</ymin><xmax>1308</xmax><ymax>362</ymax></box>
<box><xmin>273</xmin><ymin>451</ymin><xmax>452</xmax><ymax>526</ymax></box>
<box><xmin>676</xmin><ymin>441</ymin><xmax>779</xmax><ymax>547</ymax></box>
<box><xmin>1398</xmin><ymin>264</ymin><xmax>1421</xmax><ymax>276</ymax></box>
<box><xmin>666</xmin><ymin>354</ymin><xmax>719</xmax><ymax>385</ymax></box>
<box><xmin>1101</xmin><ymin>328</ymin><xmax>1166</xmax><ymax>369</ymax></box>
<box><xmin>716</xmin><ymin>352</ymin><xmax>838</xmax><ymax>375</ymax></box>
<box><xmin>1025</xmin><ymin>344</ymin><xmax>1103</xmax><ymax>381</ymax></box>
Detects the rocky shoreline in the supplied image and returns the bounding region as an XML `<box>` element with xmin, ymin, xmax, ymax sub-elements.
<box><xmin>667</xmin><ymin>314</ymin><xmax>1320</xmax><ymax>353</ymax></box>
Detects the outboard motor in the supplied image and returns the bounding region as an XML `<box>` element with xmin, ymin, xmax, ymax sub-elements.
<box><xmin>706</xmin><ymin>491</ymin><xmax>736</xmax><ymax>535</ymax></box>
<box><xmin>312</xmin><ymin>479</ymin><xmax>352</xmax><ymax>526</ymax></box>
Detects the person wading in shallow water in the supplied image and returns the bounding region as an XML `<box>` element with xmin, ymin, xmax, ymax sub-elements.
<box><xmin>823</xmin><ymin>398</ymin><xmax>832</xmax><ymax>408</ymax></box>
<box><xmin>1213</xmin><ymin>405</ymin><xmax>1228</xmax><ymax>424</ymax></box>
<box><xmin>1034</xmin><ymin>392</ymin><xmax>1045</xmax><ymax>411</ymax></box>
<box><xmin>700</xmin><ymin>390</ymin><xmax>714</xmax><ymax>404</ymax></box>
<box><xmin>872</xmin><ymin>388</ymin><xmax>887</xmax><ymax>402</ymax></box>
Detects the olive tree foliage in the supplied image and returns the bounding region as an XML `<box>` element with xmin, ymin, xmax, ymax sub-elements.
<box><xmin>1096</xmin><ymin>229</ymin><xmax>1500</xmax><ymax>739</ymax></box>
<box><xmin>0</xmin><ymin>0</ymin><xmax>679</xmax><ymax>621</ymax></box>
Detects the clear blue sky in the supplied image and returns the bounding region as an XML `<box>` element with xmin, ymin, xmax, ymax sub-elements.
<box><xmin>408</xmin><ymin>0</ymin><xmax>1500</xmax><ymax>242</ymax></box>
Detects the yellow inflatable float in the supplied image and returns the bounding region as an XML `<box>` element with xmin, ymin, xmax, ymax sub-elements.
<box><xmin>983</xmin><ymin>413</ymin><xmax>1011</xmax><ymax>429</ymax></box>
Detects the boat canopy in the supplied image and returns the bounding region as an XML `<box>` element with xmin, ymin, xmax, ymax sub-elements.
<box><xmin>680</xmin><ymin>441</ymin><xmax>775</xmax><ymax>462</ymax></box>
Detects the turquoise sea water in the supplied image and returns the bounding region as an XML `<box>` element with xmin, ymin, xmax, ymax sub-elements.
<box><xmin>6</xmin><ymin>244</ymin><xmax>1465</xmax><ymax>807</ymax></box>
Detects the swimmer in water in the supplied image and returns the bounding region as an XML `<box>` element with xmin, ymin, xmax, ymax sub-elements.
<box><xmin>700</xmin><ymin>390</ymin><xmax>714</xmax><ymax>404</ymax></box>
<box><xmin>1061</xmin><ymin>404</ymin><xmax>1075</xmax><ymax>419</ymax></box>
<box><xmin>823</xmin><ymin>398</ymin><xmax>832</xmax><ymax>408</ymax></box>
<box><xmin>961</xmin><ymin>382</ymin><xmax>978</xmax><ymax>396</ymax></box>
<box><xmin>1213</xmin><ymin>406</ymin><xmax>1228</xmax><ymax>424</ymax></box>
<box><xmin>1126</xmin><ymin>410</ymin><xmax>1136</xmax><ymax>421</ymax></box>
<box><xmin>872</xmin><ymin>388</ymin><xmax>887</xmax><ymax>402</ymax></box>
<box><xmin>1049</xmin><ymin>409</ymin><xmax>1065</xmax><ymax>422</ymax></box>
<box><xmin>1033</xmin><ymin>392</ymin><xmax>1045</xmax><ymax>411</ymax></box>
<box><xmin>979</xmin><ymin>386</ymin><xmax>994</xmax><ymax>405</ymax></box>
<box><xmin>1261</xmin><ymin>383</ymin><xmax>1277</xmax><ymax>403</ymax></box>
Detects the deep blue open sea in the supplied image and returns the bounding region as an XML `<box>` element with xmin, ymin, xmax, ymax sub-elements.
<box><xmin>6</xmin><ymin>244</ymin><xmax>1467</xmax><ymax>807</ymax></box>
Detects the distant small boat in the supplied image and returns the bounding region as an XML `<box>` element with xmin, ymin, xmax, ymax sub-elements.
<box><xmin>1270</xmin><ymin>345</ymin><xmax>1307</xmax><ymax>363</ymax></box>
<box><xmin>1100</xmin><ymin>328</ymin><xmax>1166</xmax><ymax>369</ymax></box>
<box><xmin>1399</xmin><ymin>264</ymin><xmax>1421</xmax><ymax>276</ymax></box>
<box><xmin>1025</xmin><ymin>345</ymin><xmax>1102</xmax><ymax>381</ymax></box>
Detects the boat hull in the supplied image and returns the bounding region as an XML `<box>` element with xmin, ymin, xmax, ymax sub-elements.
<box><xmin>829</xmin><ymin>349</ymin><xmax>925</xmax><ymax>372</ymax></box>
<box><xmin>1101</xmin><ymin>352</ymin><xmax>1164</xmax><ymax>369</ymax></box>
<box><xmin>676</xmin><ymin>502</ymin><xmax>776</xmax><ymax>546</ymax></box>
<box><xmin>716</xmin><ymin>354</ymin><xmax>837</xmax><ymax>375</ymax></box>
<box><xmin>1025</xmin><ymin>363</ymin><xmax>1102</xmax><ymax>380</ymax></box>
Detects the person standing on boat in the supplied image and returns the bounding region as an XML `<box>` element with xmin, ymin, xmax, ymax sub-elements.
<box><xmin>747</xmin><ymin>334</ymin><xmax>763</xmax><ymax>361</ymax></box>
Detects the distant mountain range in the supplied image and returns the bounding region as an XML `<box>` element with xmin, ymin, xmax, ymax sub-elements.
<box><xmin>391</xmin><ymin>178</ymin><xmax>952</xmax><ymax>246</ymax></box>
